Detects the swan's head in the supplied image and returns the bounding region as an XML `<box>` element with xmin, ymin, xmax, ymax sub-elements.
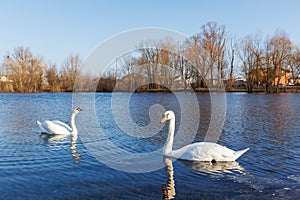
<box><xmin>160</xmin><ymin>110</ymin><xmax>175</xmax><ymax>123</ymax></box>
<box><xmin>73</xmin><ymin>107</ymin><xmax>83</xmax><ymax>114</ymax></box>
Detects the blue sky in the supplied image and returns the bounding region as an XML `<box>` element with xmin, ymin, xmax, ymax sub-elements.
<box><xmin>1</xmin><ymin>0</ymin><xmax>300</xmax><ymax>66</ymax></box>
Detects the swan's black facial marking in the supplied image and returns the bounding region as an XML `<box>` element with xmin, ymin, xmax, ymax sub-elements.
<box><xmin>162</xmin><ymin>113</ymin><xmax>169</xmax><ymax>117</ymax></box>
<box><xmin>166</xmin><ymin>113</ymin><xmax>169</xmax><ymax>118</ymax></box>
<box><xmin>160</xmin><ymin>113</ymin><xmax>169</xmax><ymax>123</ymax></box>
<box><xmin>75</xmin><ymin>107</ymin><xmax>83</xmax><ymax>111</ymax></box>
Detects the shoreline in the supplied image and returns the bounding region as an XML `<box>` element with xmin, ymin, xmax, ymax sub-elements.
<box><xmin>1</xmin><ymin>86</ymin><xmax>300</xmax><ymax>93</ymax></box>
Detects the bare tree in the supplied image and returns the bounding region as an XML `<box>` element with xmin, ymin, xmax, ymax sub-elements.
<box><xmin>159</xmin><ymin>39</ymin><xmax>182</xmax><ymax>90</ymax></box>
<box><xmin>265</xmin><ymin>30</ymin><xmax>292</xmax><ymax>93</ymax></box>
<box><xmin>2</xmin><ymin>46</ymin><xmax>45</xmax><ymax>92</ymax></box>
<box><xmin>237</xmin><ymin>36</ymin><xmax>255</xmax><ymax>92</ymax></box>
<box><xmin>45</xmin><ymin>63</ymin><xmax>61</xmax><ymax>92</ymax></box>
<box><xmin>184</xmin><ymin>35</ymin><xmax>208</xmax><ymax>88</ymax></box>
<box><xmin>288</xmin><ymin>46</ymin><xmax>300</xmax><ymax>83</ymax></box>
<box><xmin>137</xmin><ymin>42</ymin><xmax>155</xmax><ymax>89</ymax></box>
<box><xmin>137</xmin><ymin>41</ymin><xmax>169</xmax><ymax>90</ymax></box>
<box><xmin>227</xmin><ymin>36</ymin><xmax>235</xmax><ymax>88</ymax></box>
<box><xmin>237</xmin><ymin>33</ymin><xmax>264</xmax><ymax>92</ymax></box>
<box><xmin>60</xmin><ymin>54</ymin><xmax>81</xmax><ymax>92</ymax></box>
<box><xmin>201</xmin><ymin>22</ymin><xmax>227</xmax><ymax>87</ymax></box>
<box><xmin>118</xmin><ymin>53</ymin><xmax>136</xmax><ymax>91</ymax></box>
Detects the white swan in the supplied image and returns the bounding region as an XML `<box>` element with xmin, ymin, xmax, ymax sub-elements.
<box><xmin>37</xmin><ymin>107</ymin><xmax>82</xmax><ymax>135</ymax></box>
<box><xmin>160</xmin><ymin>110</ymin><xmax>249</xmax><ymax>162</ymax></box>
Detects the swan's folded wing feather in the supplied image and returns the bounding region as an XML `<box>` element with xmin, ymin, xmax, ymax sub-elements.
<box><xmin>205</xmin><ymin>144</ymin><xmax>247</xmax><ymax>161</ymax></box>
<box><xmin>171</xmin><ymin>143</ymin><xmax>213</xmax><ymax>161</ymax></box>
<box><xmin>51</xmin><ymin>120</ymin><xmax>72</xmax><ymax>132</ymax></box>
<box><xmin>41</xmin><ymin>120</ymin><xmax>71</xmax><ymax>135</ymax></box>
<box><xmin>199</xmin><ymin>143</ymin><xmax>236</xmax><ymax>161</ymax></box>
<box><xmin>172</xmin><ymin>142</ymin><xmax>238</xmax><ymax>161</ymax></box>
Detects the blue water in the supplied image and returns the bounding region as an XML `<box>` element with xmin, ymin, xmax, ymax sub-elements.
<box><xmin>0</xmin><ymin>92</ymin><xmax>299</xmax><ymax>199</ymax></box>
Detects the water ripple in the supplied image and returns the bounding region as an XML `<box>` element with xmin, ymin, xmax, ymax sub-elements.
<box><xmin>0</xmin><ymin>93</ymin><xmax>299</xmax><ymax>199</ymax></box>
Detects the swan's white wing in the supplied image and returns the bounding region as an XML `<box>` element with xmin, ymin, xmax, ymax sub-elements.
<box><xmin>170</xmin><ymin>142</ymin><xmax>243</xmax><ymax>161</ymax></box>
<box><xmin>203</xmin><ymin>143</ymin><xmax>249</xmax><ymax>161</ymax></box>
<box><xmin>51</xmin><ymin>120</ymin><xmax>72</xmax><ymax>132</ymax></box>
<box><xmin>40</xmin><ymin>120</ymin><xmax>71</xmax><ymax>135</ymax></box>
<box><xmin>170</xmin><ymin>143</ymin><xmax>215</xmax><ymax>161</ymax></box>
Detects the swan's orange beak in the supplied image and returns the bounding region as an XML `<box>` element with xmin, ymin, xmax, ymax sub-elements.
<box><xmin>160</xmin><ymin>114</ymin><xmax>167</xmax><ymax>124</ymax></box>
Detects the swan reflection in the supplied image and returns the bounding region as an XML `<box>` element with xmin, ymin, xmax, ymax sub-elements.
<box><xmin>179</xmin><ymin>160</ymin><xmax>246</xmax><ymax>175</ymax></box>
<box><xmin>162</xmin><ymin>157</ymin><xmax>246</xmax><ymax>199</ymax></box>
<box><xmin>70</xmin><ymin>133</ymin><xmax>81</xmax><ymax>163</ymax></box>
<box><xmin>39</xmin><ymin>133</ymin><xmax>81</xmax><ymax>163</ymax></box>
<box><xmin>163</xmin><ymin>157</ymin><xmax>176</xmax><ymax>200</ymax></box>
<box><xmin>39</xmin><ymin>132</ymin><xmax>69</xmax><ymax>142</ymax></box>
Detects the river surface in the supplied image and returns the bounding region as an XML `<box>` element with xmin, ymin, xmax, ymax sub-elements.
<box><xmin>0</xmin><ymin>92</ymin><xmax>299</xmax><ymax>199</ymax></box>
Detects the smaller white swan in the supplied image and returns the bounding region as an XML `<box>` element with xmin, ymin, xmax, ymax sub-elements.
<box><xmin>37</xmin><ymin>107</ymin><xmax>82</xmax><ymax>135</ymax></box>
<box><xmin>161</xmin><ymin>111</ymin><xmax>249</xmax><ymax>162</ymax></box>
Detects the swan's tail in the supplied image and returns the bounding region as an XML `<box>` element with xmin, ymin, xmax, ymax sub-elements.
<box><xmin>232</xmin><ymin>148</ymin><xmax>249</xmax><ymax>161</ymax></box>
<box><xmin>37</xmin><ymin>121</ymin><xmax>45</xmax><ymax>133</ymax></box>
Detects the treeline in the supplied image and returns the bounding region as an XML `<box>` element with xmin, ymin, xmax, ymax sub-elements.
<box><xmin>105</xmin><ymin>22</ymin><xmax>300</xmax><ymax>93</ymax></box>
<box><xmin>0</xmin><ymin>46</ymin><xmax>118</xmax><ymax>92</ymax></box>
<box><xmin>1</xmin><ymin>46</ymin><xmax>81</xmax><ymax>92</ymax></box>
<box><xmin>1</xmin><ymin>22</ymin><xmax>300</xmax><ymax>93</ymax></box>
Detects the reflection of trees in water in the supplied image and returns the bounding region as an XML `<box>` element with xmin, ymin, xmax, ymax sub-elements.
<box><xmin>162</xmin><ymin>157</ymin><xmax>246</xmax><ymax>199</ymax></box>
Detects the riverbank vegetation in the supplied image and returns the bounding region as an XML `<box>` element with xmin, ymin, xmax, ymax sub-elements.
<box><xmin>1</xmin><ymin>22</ymin><xmax>300</xmax><ymax>93</ymax></box>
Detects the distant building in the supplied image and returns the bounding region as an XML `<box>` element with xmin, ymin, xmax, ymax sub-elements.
<box><xmin>289</xmin><ymin>77</ymin><xmax>300</xmax><ymax>85</ymax></box>
<box><xmin>274</xmin><ymin>69</ymin><xmax>290</xmax><ymax>86</ymax></box>
<box><xmin>249</xmin><ymin>68</ymin><xmax>291</xmax><ymax>86</ymax></box>
<box><xmin>117</xmin><ymin>73</ymin><xmax>147</xmax><ymax>91</ymax></box>
<box><xmin>0</xmin><ymin>75</ymin><xmax>12</xmax><ymax>82</ymax></box>
<box><xmin>232</xmin><ymin>78</ymin><xmax>247</xmax><ymax>88</ymax></box>
<box><xmin>0</xmin><ymin>75</ymin><xmax>14</xmax><ymax>92</ymax></box>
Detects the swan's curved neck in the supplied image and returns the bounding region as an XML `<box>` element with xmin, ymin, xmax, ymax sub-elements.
<box><xmin>70</xmin><ymin>113</ymin><xmax>78</xmax><ymax>134</ymax></box>
<box><xmin>164</xmin><ymin>117</ymin><xmax>175</xmax><ymax>155</ymax></box>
